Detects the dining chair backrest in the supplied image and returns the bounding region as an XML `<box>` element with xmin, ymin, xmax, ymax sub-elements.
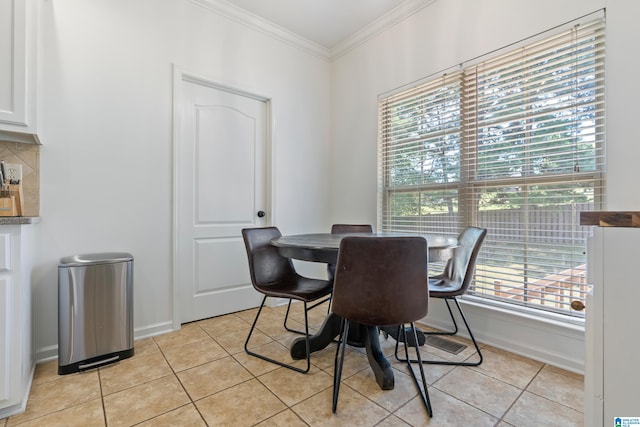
<box><xmin>431</xmin><ymin>226</ymin><xmax>487</xmax><ymax>297</ymax></box>
<box><xmin>241</xmin><ymin>227</ymin><xmax>296</xmax><ymax>289</ymax></box>
<box><xmin>331</xmin><ymin>236</ymin><xmax>429</xmax><ymax>326</ymax></box>
<box><xmin>330</xmin><ymin>224</ymin><xmax>373</xmax><ymax>234</ymax></box>
<box><xmin>327</xmin><ymin>224</ymin><xmax>374</xmax><ymax>281</ymax></box>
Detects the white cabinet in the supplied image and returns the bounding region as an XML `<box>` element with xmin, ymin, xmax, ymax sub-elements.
<box><xmin>585</xmin><ymin>227</ymin><xmax>640</xmax><ymax>426</ymax></box>
<box><xmin>0</xmin><ymin>0</ymin><xmax>39</xmax><ymax>144</ymax></box>
<box><xmin>0</xmin><ymin>225</ymin><xmax>35</xmax><ymax>418</ymax></box>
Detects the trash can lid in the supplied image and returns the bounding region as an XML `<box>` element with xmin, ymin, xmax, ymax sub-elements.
<box><xmin>58</xmin><ymin>252</ymin><xmax>134</xmax><ymax>267</ymax></box>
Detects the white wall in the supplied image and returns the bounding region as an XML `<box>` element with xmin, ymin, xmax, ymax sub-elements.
<box><xmin>328</xmin><ymin>0</ymin><xmax>640</xmax><ymax>373</ymax></box>
<box><xmin>31</xmin><ymin>0</ymin><xmax>640</xmax><ymax>371</ymax></box>
<box><xmin>32</xmin><ymin>0</ymin><xmax>331</xmax><ymax>360</ymax></box>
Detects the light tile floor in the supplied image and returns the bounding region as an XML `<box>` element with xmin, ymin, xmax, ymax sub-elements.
<box><xmin>2</xmin><ymin>301</ymin><xmax>584</xmax><ymax>426</ymax></box>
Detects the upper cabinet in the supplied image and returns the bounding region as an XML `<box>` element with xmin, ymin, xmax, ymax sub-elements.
<box><xmin>0</xmin><ymin>0</ymin><xmax>40</xmax><ymax>144</ymax></box>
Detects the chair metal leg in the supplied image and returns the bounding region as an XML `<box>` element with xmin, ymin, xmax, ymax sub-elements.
<box><xmin>245</xmin><ymin>296</ymin><xmax>312</xmax><ymax>373</ymax></box>
<box><xmin>426</xmin><ymin>298</ymin><xmax>460</xmax><ymax>336</ymax></box>
<box><xmin>393</xmin><ymin>325</ymin><xmax>404</xmax><ymax>362</ymax></box>
<box><xmin>394</xmin><ymin>298</ymin><xmax>483</xmax><ymax>366</ymax></box>
<box><xmin>401</xmin><ymin>323</ymin><xmax>433</xmax><ymax>417</ymax></box>
<box><xmin>421</xmin><ymin>298</ymin><xmax>483</xmax><ymax>366</ymax></box>
<box><xmin>284</xmin><ymin>296</ymin><xmax>332</xmax><ymax>335</ymax></box>
<box><xmin>283</xmin><ymin>299</ymin><xmax>299</xmax><ymax>334</ymax></box>
<box><xmin>332</xmin><ymin>318</ymin><xmax>350</xmax><ymax>413</ymax></box>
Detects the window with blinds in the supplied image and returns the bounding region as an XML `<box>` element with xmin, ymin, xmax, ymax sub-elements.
<box><xmin>378</xmin><ymin>17</ymin><xmax>605</xmax><ymax>318</ymax></box>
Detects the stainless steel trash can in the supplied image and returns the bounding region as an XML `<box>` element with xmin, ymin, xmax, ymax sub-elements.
<box><xmin>58</xmin><ymin>252</ymin><xmax>134</xmax><ymax>374</ymax></box>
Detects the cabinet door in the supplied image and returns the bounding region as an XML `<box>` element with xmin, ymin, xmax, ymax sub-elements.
<box><xmin>601</xmin><ymin>228</ymin><xmax>640</xmax><ymax>421</ymax></box>
<box><xmin>0</xmin><ymin>277</ymin><xmax>12</xmax><ymax>403</ymax></box>
<box><xmin>0</xmin><ymin>231</ymin><xmax>11</xmax><ymax>403</ymax></box>
<box><xmin>584</xmin><ymin>229</ymin><xmax>604</xmax><ymax>426</ymax></box>
<box><xmin>0</xmin><ymin>0</ymin><xmax>39</xmax><ymax>144</ymax></box>
<box><xmin>0</xmin><ymin>0</ymin><xmax>28</xmax><ymax>126</ymax></box>
<box><xmin>0</xmin><ymin>227</ymin><xmax>32</xmax><ymax>418</ymax></box>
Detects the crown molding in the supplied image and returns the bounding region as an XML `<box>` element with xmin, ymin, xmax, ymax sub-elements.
<box><xmin>331</xmin><ymin>0</ymin><xmax>437</xmax><ymax>59</ymax></box>
<box><xmin>188</xmin><ymin>0</ymin><xmax>437</xmax><ymax>61</ymax></box>
<box><xmin>189</xmin><ymin>0</ymin><xmax>331</xmax><ymax>60</ymax></box>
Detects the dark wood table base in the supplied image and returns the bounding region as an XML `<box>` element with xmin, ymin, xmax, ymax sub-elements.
<box><xmin>290</xmin><ymin>313</ymin><xmax>394</xmax><ymax>390</ymax></box>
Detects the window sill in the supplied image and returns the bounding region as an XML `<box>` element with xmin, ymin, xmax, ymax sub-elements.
<box><xmin>461</xmin><ymin>295</ymin><xmax>586</xmax><ymax>331</ymax></box>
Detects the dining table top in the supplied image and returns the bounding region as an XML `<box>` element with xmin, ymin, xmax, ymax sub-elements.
<box><xmin>271</xmin><ymin>232</ymin><xmax>458</xmax><ymax>263</ymax></box>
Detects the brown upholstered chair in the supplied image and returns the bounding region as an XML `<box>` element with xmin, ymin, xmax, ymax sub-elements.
<box><xmin>330</xmin><ymin>224</ymin><xmax>373</xmax><ymax>234</ymax></box>
<box><xmin>241</xmin><ymin>227</ymin><xmax>333</xmax><ymax>373</ymax></box>
<box><xmin>399</xmin><ymin>226</ymin><xmax>487</xmax><ymax>366</ymax></box>
<box><xmin>331</xmin><ymin>236</ymin><xmax>433</xmax><ymax>417</ymax></box>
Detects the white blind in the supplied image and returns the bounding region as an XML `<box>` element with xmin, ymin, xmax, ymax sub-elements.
<box><xmin>379</xmin><ymin>72</ymin><xmax>464</xmax><ymax>235</ymax></box>
<box><xmin>378</xmin><ymin>17</ymin><xmax>605</xmax><ymax>318</ymax></box>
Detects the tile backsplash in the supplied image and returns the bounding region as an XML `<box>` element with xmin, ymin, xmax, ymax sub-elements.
<box><xmin>0</xmin><ymin>141</ymin><xmax>40</xmax><ymax>217</ymax></box>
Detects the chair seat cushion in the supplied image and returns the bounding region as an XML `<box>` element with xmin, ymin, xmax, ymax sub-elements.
<box><xmin>428</xmin><ymin>276</ymin><xmax>462</xmax><ymax>297</ymax></box>
<box><xmin>258</xmin><ymin>275</ymin><xmax>333</xmax><ymax>302</ymax></box>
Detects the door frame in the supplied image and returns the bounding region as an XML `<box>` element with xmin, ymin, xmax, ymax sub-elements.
<box><xmin>171</xmin><ymin>65</ymin><xmax>274</xmax><ymax>330</ymax></box>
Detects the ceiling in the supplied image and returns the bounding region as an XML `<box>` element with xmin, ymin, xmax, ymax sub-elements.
<box><xmin>223</xmin><ymin>0</ymin><xmax>409</xmax><ymax>49</ymax></box>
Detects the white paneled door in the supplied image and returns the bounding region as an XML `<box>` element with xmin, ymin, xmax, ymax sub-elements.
<box><xmin>175</xmin><ymin>71</ymin><xmax>269</xmax><ymax>324</ymax></box>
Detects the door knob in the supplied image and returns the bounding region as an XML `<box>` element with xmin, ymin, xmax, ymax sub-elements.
<box><xmin>570</xmin><ymin>300</ymin><xmax>585</xmax><ymax>311</ymax></box>
<box><xmin>257</xmin><ymin>210</ymin><xmax>266</xmax><ymax>218</ymax></box>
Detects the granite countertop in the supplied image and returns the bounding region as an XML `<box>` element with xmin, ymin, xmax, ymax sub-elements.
<box><xmin>0</xmin><ymin>217</ymin><xmax>41</xmax><ymax>225</ymax></box>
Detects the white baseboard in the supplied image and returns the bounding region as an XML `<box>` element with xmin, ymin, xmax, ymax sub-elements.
<box><xmin>35</xmin><ymin>344</ymin><xmax>59</xmax><ymax>363</ymax></box>
<box><xmin>132</xmin><ymin>321</ymin><xmax>176</xmax><ymax>341</ymax></box>
<box><xmin>35</xmin><ymin>321</ymin><xmax>176</xmax><ymax>364</ymax></box>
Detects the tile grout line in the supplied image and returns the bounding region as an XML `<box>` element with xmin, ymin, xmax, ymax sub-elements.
<box><xmin>200</xmin><ymin>313</ymin><xmax>313</xmax><ymax>426</ymax></box>
<box><xmin>516</xmin><ymin>364</ymin><xmax>585</xmax><ymax>415</ymax></box>
<box><xmin>149</xmin><ymin>329</ymin><xmax>213</xmax><ymax>426</ymax></box>
<box><xmin>97</xmin><ymin>368</ymin><xmax>108</xmax><ymax>426</ymax></box>
<box><xmin>492</xmin><ymin>362</ymin><xmax>546</xmax><ymax>425</ymax></box>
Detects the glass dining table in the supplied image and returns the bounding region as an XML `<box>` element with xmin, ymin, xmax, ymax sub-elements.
<box><xmin>270</xmin><ymin>232</ymin><xmax>458</xmax><ymax>390</ymax></box>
